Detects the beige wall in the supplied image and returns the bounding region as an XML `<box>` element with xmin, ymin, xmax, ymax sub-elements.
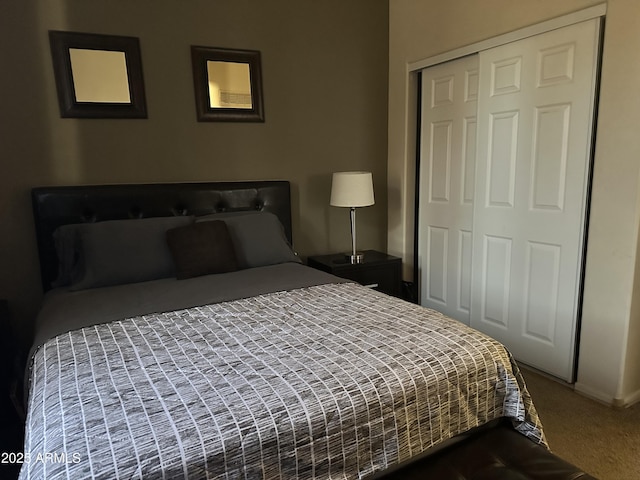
<box><xmin>0</xmin><ymin>0</ymin><xmax>389</xmax><ymax>343</ymax></box>
<box><xmin>389</xmin><ymin>0</ymin><xmax>640</xmax><ymax>406</ymax></box>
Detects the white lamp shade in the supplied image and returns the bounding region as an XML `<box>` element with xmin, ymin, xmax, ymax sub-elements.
<box><xmin>330</xmin><ymin>171</ymin><xmax>375</xmax><ymax>207</ymax></box>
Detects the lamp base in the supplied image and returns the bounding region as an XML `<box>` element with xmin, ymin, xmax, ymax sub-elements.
<box><xmin>345</xmin><ymin>252</ymin><xmax>365</xmax><ymax>264</ymax></box>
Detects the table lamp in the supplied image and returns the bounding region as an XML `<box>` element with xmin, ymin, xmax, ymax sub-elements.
<box><xmin>330</xmin><ymin>171</ymin><xmax>375</xmax><ymax>264</ymax></box>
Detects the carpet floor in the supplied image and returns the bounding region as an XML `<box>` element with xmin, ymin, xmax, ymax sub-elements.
<box><xmin>521</xmin><ymin>367</ymin><xmax>640</xmax><ymax>480</ymax></box>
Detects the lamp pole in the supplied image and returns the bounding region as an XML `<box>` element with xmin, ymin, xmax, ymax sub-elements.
<box><xmin>349</xmin><ymin>206</ymin><xmax>362</xmax><ymax>263</ymax></box>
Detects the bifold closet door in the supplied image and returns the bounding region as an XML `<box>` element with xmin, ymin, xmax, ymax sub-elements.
<box><xmin>471</xmin><ymin>18</ymin><xmax>601</xmax><ymax>381</ymax></box>
<box><xmin>418</xmin><ymin>55</ymin><xmax>479</xmax><ymax>324</ymax></box>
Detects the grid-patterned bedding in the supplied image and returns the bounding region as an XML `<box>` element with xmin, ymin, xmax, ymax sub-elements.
<box><xmin>20</xmin><ymin>282</ymin><xmax>544</xmax><ymax>480</ymax></box>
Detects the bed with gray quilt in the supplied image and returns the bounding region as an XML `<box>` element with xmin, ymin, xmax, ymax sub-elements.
<box><xmin>20</xmin><ymin>181</ymin><xmax>545</xmax><ymax>480</ymax></box>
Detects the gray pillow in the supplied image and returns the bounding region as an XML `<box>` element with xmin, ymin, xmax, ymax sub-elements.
<box><xmin>68</xmin><ymin>216</ymin><xmax>193</xmax><ymax>290</ymax></box>
<box><xmin>196</xmin><ymin>211</ymin><xmax>301</xmax><ymax>269</ymax></box>
<box><xmin>51</xmin><ymin>224</ymin><xmax>82</xmax><ymax>287</ymax></box>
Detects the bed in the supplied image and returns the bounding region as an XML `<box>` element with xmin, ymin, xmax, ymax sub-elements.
<box><xmin>20</xmin><ymin>181</ymin><xmax>545</xmax><ymax>479</ymax></box>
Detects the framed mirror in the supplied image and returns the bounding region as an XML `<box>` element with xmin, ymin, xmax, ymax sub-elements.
<box><xmin>191</xmin><ymin>46</ymin><xmax>264</xmax><ymax>122</ymax></box>
<box><xmin>49</xmin><ymin>31</ymin><xmax>147</xmax><ymax>119</ymax></box>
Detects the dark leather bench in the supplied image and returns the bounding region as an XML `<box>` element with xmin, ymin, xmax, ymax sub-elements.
<box><xmin>385</xmin><ymin>423</ymin><xmax>597</xmax><ymax>479</ymax></box>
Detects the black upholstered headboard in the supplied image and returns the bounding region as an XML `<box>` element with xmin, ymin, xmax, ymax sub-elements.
<box><xmin>31</xmin><ymin>181</ymin><xmax>292</xmax><ymax>292</ymax></box>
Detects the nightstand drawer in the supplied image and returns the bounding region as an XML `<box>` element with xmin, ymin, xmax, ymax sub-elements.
<box><xmin>307</xmin><ymin>250</ymin><xmax>402</xmax><ymax>297</ymax></box>
<box><xmin>359</xmin><ymin>264</ymin><xmax>400</xmax><ymax>293</ymax></box>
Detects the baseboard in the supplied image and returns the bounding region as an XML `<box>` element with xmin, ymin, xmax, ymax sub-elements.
<box><xmin>522</xmin><ymin>365</ymin><xmax>640</xmax><ymax>408</ymax></box>
<box><xmin>622</xmin><ymin>387</ymin><xmax>640</xmax><ymax>407</ymax></box>
<box><xmin>574</xmin><ymin>382</ymin><xmax>640</xmax><ymax>408</ymax></box>
<box><xmin>573</xmin><ymin>382</ymin><xmax>615</xmax><ymax>406</ymax></box>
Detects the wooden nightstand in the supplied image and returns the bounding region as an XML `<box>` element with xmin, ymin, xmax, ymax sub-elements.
<box><xmin>307</xmin><ymin>250</ymin><xmax>402</xmax><ymax>297</ymax></box>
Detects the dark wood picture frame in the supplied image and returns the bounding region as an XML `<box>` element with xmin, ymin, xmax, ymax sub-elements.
<box><xmin>49</xmin><ymin>31</ymin><xmax>147</xmax><ymax>119</ymax></box>
<box><xmin>191</xmin><ymin>46</ymin><xmax>265</xmax><ymax>122</ymax></box>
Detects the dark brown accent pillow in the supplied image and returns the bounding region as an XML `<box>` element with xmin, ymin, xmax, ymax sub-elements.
<box><xmin>166</xmin><ymin>220</ymin><xmax>238</xmax><ymax>279</ymax></box>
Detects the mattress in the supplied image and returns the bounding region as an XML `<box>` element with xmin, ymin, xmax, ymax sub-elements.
<box><xmin>20</xmin><ymin>264</ymin><xmax>544</xmax><ymax>479</ymax></box>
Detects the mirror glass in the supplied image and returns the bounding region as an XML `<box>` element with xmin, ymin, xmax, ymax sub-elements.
<box><xmin>207</xmin><ymin>61</ymin><xmax>252</xmax><ymax>109</ymax></box>
<box><xmin>69</xmin><ymin>48</ymin><xmax>131</xmax><ymax>103</ymax></box>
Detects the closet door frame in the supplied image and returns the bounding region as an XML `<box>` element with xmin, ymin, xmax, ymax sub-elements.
<box><xmin>408</xmin><ymin>4</ymin><xmax>606</xmax><ymax>73</ymax></box>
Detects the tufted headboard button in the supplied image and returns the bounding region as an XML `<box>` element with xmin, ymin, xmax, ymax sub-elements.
<box><xmin>172</xmin><ymin>205</ymin><xmax>188</xmax><ymax>216</ymax></box>
<box><xmin>128</xmin><ymin>207</ymin><xmax>143</xmax><ymax>219</ymax></box>
<box><xmin>81</xmin><ymin>209</ymin><xmax>97</xmax><ymax>223</ymax></box>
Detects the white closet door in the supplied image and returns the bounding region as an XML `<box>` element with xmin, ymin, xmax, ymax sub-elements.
<box><xmin>418</xmin><ymin>55</ymin><xmax>479</xmax><ymax>324</ymax></box>
<box><xmin>471</xmin><ymin>18</ymin><xmax>601</xmax><ymax>381</ymax></box>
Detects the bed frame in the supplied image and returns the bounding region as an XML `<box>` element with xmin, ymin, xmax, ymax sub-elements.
<box><xmin>31</xmin><ymin>181</ymin><xmax>292</xmax><ymax>292</ymax></box>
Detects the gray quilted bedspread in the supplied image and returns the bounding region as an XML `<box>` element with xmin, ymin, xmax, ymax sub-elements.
<box><xmin>20</xmin><ymin>282</ymin><xmax>544</xmax><ymax>479</ymax></box>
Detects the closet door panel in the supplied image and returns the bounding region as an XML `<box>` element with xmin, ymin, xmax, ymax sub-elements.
<box><xmin>418</xmin><ymin>55</ymin><xmax>479</xmax><ymax>324</ymax></box>
<box><xmin>471</xmin><ymin>18</ymin><xmax>601</xmax><ymax>381</ymax></box>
